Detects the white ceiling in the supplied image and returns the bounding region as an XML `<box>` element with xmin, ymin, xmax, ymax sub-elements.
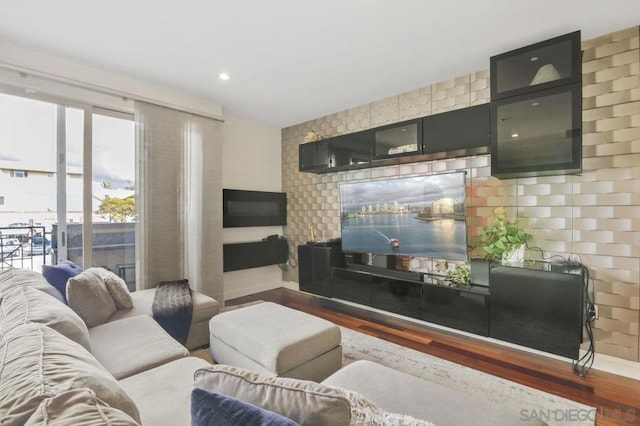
<box><xmin>0</xmin><ymin>1</ymin><xmax>638</xmax><ymax>128</ymax></box>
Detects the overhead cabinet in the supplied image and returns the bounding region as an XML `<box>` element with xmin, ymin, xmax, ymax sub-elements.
<box><xmin>298</xmin><ymin>139</ymin><xmax>330</xmax><ymax>172</ymax></box>
<box><xmin>422</xmin><ymin>103</ymin><xmax>490</xmax><ymax>156</ymax></box>
<box><xmin>372</xmin><ymin>119</ymin><xmax>422</xmax><ymax>160</ymax></box>
<box><xmin>491</xmin><ymin>84</ymin><xmax>582</xmax><ymax>178</ymax></box>
<box><xmin>490</xmin><ymin>31</ymin><xmax>582</xmax><ymax>178</ymax></box>
<box><xmin>298</xmin><ymin>105</ymin><xmax>490</xmax><ymax>173</ymax></box>
<box><xmin>490</xmin><ymin>31</ymin><xmax>581</xmax><ymax>100</ymax></box>
<box><xmin>331</xmin><ymin>129</ymin><xmax>372</xmax><ymax>168</ymax></box>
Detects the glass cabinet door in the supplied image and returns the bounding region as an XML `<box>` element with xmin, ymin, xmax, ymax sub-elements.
<box><xmin>491</xmin><ymin>31</ymin><xmax>580</xmax><ymax>100</ymax></box>
<box><xmin>298</xmin><ymin>140</ymin><xmax>331</xmax><ymax>172</ymax></box>
<box><xmin>491</xmin><ymin>84</ymin><xmax>582</xmax><ymax>178</ymax></box>
<box><xmin>372</xmin><ymin>119</ymin><xmax>422</xmax><ymax>159</ymax></box>
<box><xmin>331</xmin><ymin>130</ymin><xmax>371</xmax><ymax>168</ymax></box>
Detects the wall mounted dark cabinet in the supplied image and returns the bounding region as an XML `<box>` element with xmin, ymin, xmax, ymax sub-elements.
<box><xmin>490</xmin><ymin>31</ymin><xmax>581</xmax><ymax>100</ymax></box>
<box><xmin>422</xmin><ymin>104</ymin><xmax>490</xmax><ymax>157</ymax></box>
<box><xmin>490</xmin><ymin>31</ymin><xmax>582</xmax><ymax>179</ymax></box>
<box><xmin>331</xmin><ymin>130</ymin><xmax>372</xmax><ymax>168</ymax></box>
<box><xmin>332</xmin><ymin>267</ymin><xmax>373</xmax><ymax>305</ymax></box>
<box><xmin>491</xmin><ymin>84</ymin><xmax>582</xmax><ymax>178</ymax></box>
<box><xmin>298</xmin><ymin>244</ymin><xmax>343</xmax><ymax>297</ymax></box>
<box><xmin>299</xmin><ymin>108</ymin><xmax>487</xmax><ymax>174</ymax></box>
<box><xmin>421</xmin><ymin>278</ymin><xmax>490</xmax><ymax>336</ymax></box>
<box><xmin>372</xmin><ymin>119</ymin><xmax>422</xmax><ymax>160</ymax></box>
<box><xmin>328</xmin><ymin>266</ymin><xmax>489</xmax><ymax>336</ymax></box>
<box><xmin>371</xmin><ymin>277</ymin><xmax>422</xmax><ymax>318</ymax></box>
<box><xmin>489</xmin><ymin>264</ymin><xmax>584</xmax><ymax>359</ymax></box>
<box><xmin>299</xmin><ymin>139</ymin><xmax>331</xmax><ymax>172</ymax></box>
<box><xmin>298</xmin><ymin>257</ymin><xmax>588</xmax><ymax>355</ymax></box>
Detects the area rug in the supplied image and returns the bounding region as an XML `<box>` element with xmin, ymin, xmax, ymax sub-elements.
<box><xmin>340</xmin><ymin>327</ymin><xmax>596</xmax><ymax>426</ymax></box>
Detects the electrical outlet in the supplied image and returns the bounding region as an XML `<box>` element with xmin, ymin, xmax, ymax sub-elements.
<box><xmin>594</xmin><ymin>304</ymin><xmax>599</xmax><ymax>320</ymax></box>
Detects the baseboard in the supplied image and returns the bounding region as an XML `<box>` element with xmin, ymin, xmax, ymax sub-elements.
<box><xmin>223</xmin><ymin>280</ymin><xmax>298</xmax><ymax>301</ymax></box>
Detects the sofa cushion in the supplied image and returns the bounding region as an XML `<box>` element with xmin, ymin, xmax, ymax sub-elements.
<box><xmin>107</xmin><ymin>287</ymin><xmax>220</xmax><ymax>325</ymax></box>
<box><xmin>323</xmin><ymin>360</ymin><xmax>534</xmax><ymax>426</ymax></box>
<box><xmin>119</xmin><ymin>357</ymin><xmax>211</xmax><ymax>426</ymax></box>
<box><xmin>193</xmin><ymin>364</ymin><xmax>351</xmax><ymax>426</ymax></box>
<box><xmin>0</xmin><ymin>323</ymin><xmax>140</xmax><ymax>425</ymax></box>
<box><xmin>191</xmin><ymin>388</ymin><xmax>299</xmax><ymax>426</ymax></box>
<box><xmin>66</xmin><ymin>267</ymin><xmax>117</xmax><ymax>327</ymax></box>
<box><xmin>101</xmin><ymin>269</ymin><xmax>134</xmax><ymax>310</ymax></box>
<box><xmin>0</xmin><ymin>285</ymin><xmax>91</xmax><ymax>351</ymax></box>
<box><xmin>25</xmin><ymin>388</ymin><xmax>141</xmax><ymax>426</ymax></box>
<box><xmin>42</xmin><ymin>259</ymin><xmax>83</xmax><ymax>303</ymax></box>
<box><xmin>0</xmin><ymin>267</ymin><xmax>65</xmax><ymax>303</ymax></box>
<box><xmin>89</xmin><ymin>314</ymin><xmax>189</xmax><ymax>380</ymax></box>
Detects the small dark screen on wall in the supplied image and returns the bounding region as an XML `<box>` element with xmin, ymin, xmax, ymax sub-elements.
<box><xmin>227</xmin><ymin>200</ymin><xmax>282</xmax><ymax>217</ymax></box>
<box><xmin>223</xmin><ymin>189</ymin><xmax>287</xmax><ymax>227</ymax></box>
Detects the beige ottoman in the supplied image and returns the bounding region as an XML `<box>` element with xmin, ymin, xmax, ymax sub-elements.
<box><xmin>209</xmin><ymin>302</ymin><xmax>342</xmax><ymax>382</ymax></box>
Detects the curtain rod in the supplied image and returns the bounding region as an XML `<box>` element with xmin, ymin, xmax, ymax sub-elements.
<box><xmin>0</xmin><ymin>62</ymin><xmax>225</xmax><ymax>123</ymax></box>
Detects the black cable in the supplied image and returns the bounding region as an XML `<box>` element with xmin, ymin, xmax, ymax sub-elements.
<box><xmin>525</xmin><ymin>245</ymin><xmax>570</xmax><ymax>264</ymax></box>
<box><xmin>278</xmin><ymin>237</ymin><xmax>297</xmax><ymax>271</ymax></box>
<box><xmin>573</xmin><ymin>264</ymin><xmax>595</xmax><ymax>376</ymax></box>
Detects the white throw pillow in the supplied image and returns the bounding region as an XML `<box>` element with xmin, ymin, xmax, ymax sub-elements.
<box><xmin>194</xmin><ymin>365</ymin><xmax>352</xmax><ymax>425</ymax></box>
<box><xmin>100</xmin><ymin>268</ymin><xmax>134</xmax><ymax>310</ymax></box>
<box><xmin>338</xmin><ymin>388</ymin><xmax>435</xmax><ymax>426</ymax></box>
<box><xmin>66</xmin><ymin>268</ymin><xmax>117</xmax><ymax>327</ymax></box>
<box><xmin>0</xmin><ymin>323</ymin><xmax>140</xmax><ymax>424</ymax></box>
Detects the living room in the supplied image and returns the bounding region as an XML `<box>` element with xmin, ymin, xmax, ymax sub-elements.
<box><xmin>1</xmin><ymin>2</ymin><xmax>639</xmax><ymax>425</ymax></box>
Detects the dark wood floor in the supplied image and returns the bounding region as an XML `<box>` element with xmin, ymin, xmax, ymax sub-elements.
<box><xmin>227</xmin><ymin>287</ymin><xmax>640</xmax><ymax>426</ymax></box>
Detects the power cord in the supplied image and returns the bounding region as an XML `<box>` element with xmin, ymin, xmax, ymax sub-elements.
<box><xmin>573</xmin><ymin>263</ymin><xmax>595</xmax><ymax>377</ymax></box>
<box><xmin>279</xmin><ymin>239</ymin><xmax>298</xmax><ymax>271</ymax></box>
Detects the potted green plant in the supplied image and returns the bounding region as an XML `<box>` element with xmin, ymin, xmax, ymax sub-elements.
<box><xmin>475</xmin><ymin>207</ymin><xmax>532</xmax><ymax>264</ymax></box>
<box><xmin>435</xmin><ymin>261</ymin><xmax>471</xmax><ymax>287</ymax></box>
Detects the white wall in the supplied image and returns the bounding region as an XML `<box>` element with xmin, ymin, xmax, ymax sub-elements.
<box><xmin>0</xmin><ymin>42</ymin><xmax>222</xmax><ymax>118</ymax></box>
<box><xmin>222</xmin><ymin>114</ymin><xmax>295</xmax><ymax>301</ymax></box>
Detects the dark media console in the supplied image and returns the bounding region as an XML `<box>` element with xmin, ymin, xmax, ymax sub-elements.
<box><xmin>298</xmin><ymin>244</ymin><xmax>585</xmax><ymax>359</ymax></box>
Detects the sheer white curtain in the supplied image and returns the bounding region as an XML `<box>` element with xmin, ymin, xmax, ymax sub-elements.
<box><xmin>134</xmin><ymin>101</ymin><xmax>223</xmax><ymax>303</ymax></box>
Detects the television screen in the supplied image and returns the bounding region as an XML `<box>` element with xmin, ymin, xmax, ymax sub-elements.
<box><xmin>339</xmin><ymin>172</ymin><xmax>468</xmax><ymax>260</ymax></box>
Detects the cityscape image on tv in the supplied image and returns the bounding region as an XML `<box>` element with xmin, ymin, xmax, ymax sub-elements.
<box><xmin>339</xmin><ymin>172</ymin><xmax>468</xmax><ymax>260</ymax></box>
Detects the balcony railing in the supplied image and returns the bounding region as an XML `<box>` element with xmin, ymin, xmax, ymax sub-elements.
<box><xmin>1</xmin><ymin>224</ymin><xmax>135</xmax><ymax>291</ymax></box>
<box><xmin>0</xmin><ymin>225</ymin><xmax>50</xmax><ymax>272</ymax></box>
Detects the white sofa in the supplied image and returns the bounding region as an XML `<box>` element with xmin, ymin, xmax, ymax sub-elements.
<box><xmin>192</xmin><ymin>361</ymin><xmax>546</xmax><ymax>426</ymax></box>
<box><xmin>0</xmin><ymin>267</ymin><xmax>544</xmax><ymax>425</ymax></box>
<box><xmin>0</xmin><ymin>267</ymin><xmax>218</xmax><ymax>425</ymax></box>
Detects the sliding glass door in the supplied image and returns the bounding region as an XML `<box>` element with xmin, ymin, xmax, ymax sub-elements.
<box><xmin>0</xmin><ymin>91</ymin><xmax>136</xmax><ymax>288</ymax></box>
<box><xmin>92</xmin><ymin>111</ymin><xmax>136</xmax><ymax>290</ymax></box>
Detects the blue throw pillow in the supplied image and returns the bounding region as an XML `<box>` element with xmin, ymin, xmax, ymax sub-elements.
<box><xmin>41</xmin><ymin>259</ymin><xmax>83</xmax><ymax>304</ymax></box>
<box><xmin>191</xmin><ymin>388</ymin><xmax>299</xmax><ymax>426</ymax></box>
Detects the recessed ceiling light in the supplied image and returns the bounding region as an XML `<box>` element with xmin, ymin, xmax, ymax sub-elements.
<box><xmin>511</xmin><ymin>132</ymin><xmax>520</xmax><ymax>138</ymax></box>
<box><xmin>219</xmin><ymin>73</ymin><xmax>230</xmax><ymax>81</ymax></box>
<box><xmin>531</xmin><ymin>101</ymin><xmax>540</xmax><ymax>106</ymax></box>
<box><xmin>530</xmin><ymin>56</ymin><xmax>539</xmax><ymax>62</ymax></box>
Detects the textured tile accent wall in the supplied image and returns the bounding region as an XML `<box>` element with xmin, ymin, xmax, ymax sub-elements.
<box><xmin>282</xmin><ymin>26</ymin><xmax>640</xmax><ymax>361</ymax></box>
<box><xmin>581</xmin><ymin>26</ymin><xmax>639</xmax><ymax>361</ymax></box>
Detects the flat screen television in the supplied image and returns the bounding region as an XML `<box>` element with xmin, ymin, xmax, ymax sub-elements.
<box><xmin>223</xmin><ymin>189</ymin><xmax>287</xmax><ymax>228</ymax></box>
<box><xmin>339</xmin><ymin>172</ymin><xmax>468</xmax><ymax>260</ymax></box>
